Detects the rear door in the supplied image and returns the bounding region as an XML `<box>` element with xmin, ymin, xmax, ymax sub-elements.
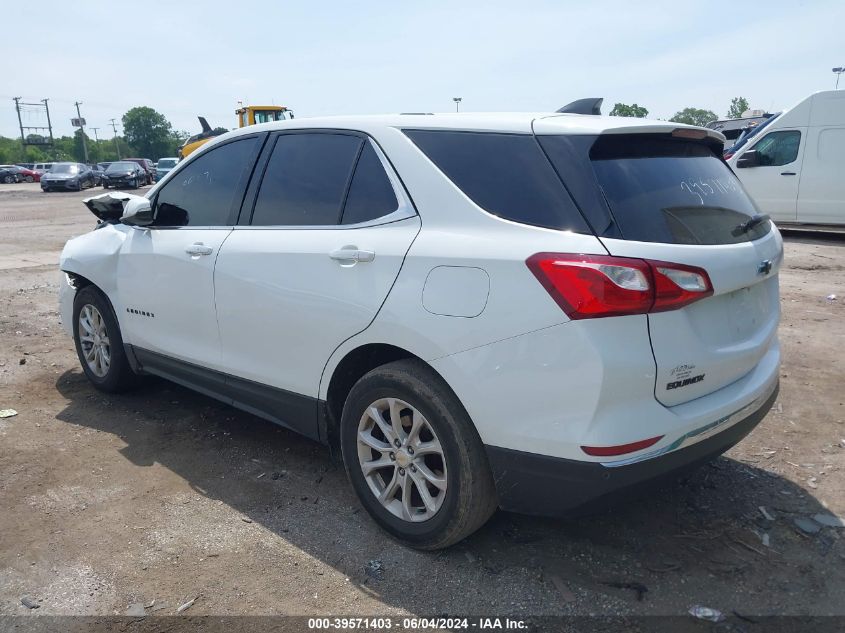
<box><xmin>214</xmin><ymin>131</ymin><xmax>420</xmax><ymax>411</ymax></box>
<box><xmin>538</xmin><ymin>130</ymin><xmax>782</xmax><ymax>407</ymax></box>
<box><xmin>797</xmin><ymin>127</ymin><xmax>845</xmax><ymax>224</ymax></box>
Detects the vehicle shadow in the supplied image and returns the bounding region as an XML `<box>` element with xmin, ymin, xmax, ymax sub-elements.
<box><xmin>53</xmin><ymin>369</ymin><xmax>837</xmax><ymax>616</ymax></box>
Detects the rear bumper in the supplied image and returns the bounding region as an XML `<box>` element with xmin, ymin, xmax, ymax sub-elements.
<box><xmin>486</xmin><ymin>381</ymin><xmax>778</xmax><ymax>516</ymax></box>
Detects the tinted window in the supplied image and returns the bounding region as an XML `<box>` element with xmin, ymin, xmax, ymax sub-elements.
<box><xmin>154</xmin><ymin>137</ymin><xmax>258</xmax><ymax>227</ymax></box>
<box><xmin>578</xmin><ymin>135</ymin><xmax>769</xmax><ymax>245</ymax></box>
<box><xmin>753</xmin><ymin>130</ymin><xmax>800</xmax><ymax>166</ymax></box>
<box><xmin>342</xmin><ymin>141</ymin><xmax>399</xmax><ymax>224</ymax></box>
<box><xmin>404</xmin><ymin>130</ymin><xmax>590</xmax><ymax>232</ymax></box>
<box><xmin>251</xmin><ymin>133</ymin><xmax>362</xmax><ymax>226</ymax></box>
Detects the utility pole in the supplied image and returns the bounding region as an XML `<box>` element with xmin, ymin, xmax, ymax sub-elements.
<box><xmin>43</xmin><ymin>99</ymin><xmax>54</xmax><ymax>145</ymax></box>
<box><xmin>91</xmin><ymin>127</ymin><xmax>100</xmax><ymax>142</ymax></box>
<box><xmin>74</xmin><ymin>101</ymin><xmax>89</xmax><ymax>163</ymax></box>
<box><xmin>109</xmin><ymin>118</ymin><xmax>122</xmax><ymax>159</ymax></box>
<box><xmin>453</xmin><ymin>97</ymin><xmax>462</xmax><ymax>112</ymax></box>
<box><xmin>834</xmin><ymin>67</ymin><xmax>845</xmax><ymax>90</ymax></box>
<box><xmin>13</xmin><ymin>97</ymin><xmax>25</xmax><ymax>147</ymax></box>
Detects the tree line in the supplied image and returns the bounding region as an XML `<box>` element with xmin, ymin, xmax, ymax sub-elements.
<box><xmin>0</xmin><ymin>106</ymin><xmax>224</xmax><ymax>165</ymax></box>
<box><xmin>608</xmin><ymin>96</ymin><xmax>751</xmax><ymax>126</ymax></box>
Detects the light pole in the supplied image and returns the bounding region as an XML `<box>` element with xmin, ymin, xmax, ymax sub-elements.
<box><xmin>834</xmin><ymin>67</ymin><xmax>845</xmax><ymax>89</ymax></box>
<box><xmin>453</xmin><ymin>97</ymin><xmax>462</xmax><ymax>112</ymax></box>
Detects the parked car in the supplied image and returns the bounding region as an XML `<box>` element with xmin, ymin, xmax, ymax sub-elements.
<box><xmin>33</xmin><ymin>162</ymin><xmax>55</xmax><ymax>175</ymax></box>
<box><xmin>154</xmin><ymin>157</ymin><xmax>179</xmax><ymax>181</ymax></box>
<box><xmin>97</xmin><ymin>162</ymin><xmax>113</xmax><ymax>172</ymax></box>
<box><xmin>89</xmin><ymin>165</ymin><xmax>104</xmax><ymax>186</ymax></box>
<box><xmin>123</xmin><ymin>158</ymin><xmax>155</xmax><ymax>185</ymax></box>
<box><xmin>727</xmin><ymin>90</ymin><xmax>845</xmax><ymax>227</ymax></box>
<box><xmin>101</xmin><ymin>161</ymin><xmax>146</xmax><ymax>189</ymax></box>
<box><xmin>0</xmin><ymin>166</ymin><xmax>19</xmax><ymax>184</ymax></box>
<box><xmin>41</xmin><ymin>163</ymin><xmax>96</xmax><ymax>191</ymax></box>
<box><xmin>0</xmin><ymin>165</ymin><xmax>23</xmax><ymax>183</ymax></box>
<box><xmin>60</xmin><ymin>114</ymin><xmax>781</xmax><ymax>549</ymax></box>
<box><xmin>722</xmin><ymin>113</ymin><xmax>780</xmax><ymax>160</ymax></box>
<box><xmin>13</xmin><ymin>166</ymin><xmax>41</xmax><ymax>182</ymax></box>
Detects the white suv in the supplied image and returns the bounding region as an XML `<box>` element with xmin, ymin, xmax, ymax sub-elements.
<box><xmin>59</xmin><ymin>113</ymin><xmax>782</xmax><ymax>549</ymax></box>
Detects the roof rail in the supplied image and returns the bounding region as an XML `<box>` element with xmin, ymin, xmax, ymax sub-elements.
<box><xmin>556</xmin><ymin>98</ymin><xmax>603</xmax><ymax>115</ymax></box>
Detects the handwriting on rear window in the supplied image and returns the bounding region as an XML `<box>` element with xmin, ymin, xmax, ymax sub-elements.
<box><xmin>680</xmin><ymin>178</ymin><xmax>739</xmax><ymax>205</ymax></box>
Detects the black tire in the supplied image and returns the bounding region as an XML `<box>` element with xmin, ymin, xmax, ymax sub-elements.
<box><xmin>102</xmin><ymin>183</ymin><xmax>109</xmax><ymax>189</ymax></box>
<box><xmin>2</xmin><ymin>175</ymin><xmax>12</xmax><ymax>184</ymax></box>
<box><xmin>25</xmin><ymin>176</ymin><xmax>34</xmax><ymax>183</ymax></box>
<box><xmin>72</xmin><ymin>285</ymin><xmax>139</xmax><ymax>393</ymax></box>
<box><xmin>340</xmin><ymin>359</ymin><xmax>497</xmax><ymax>550</ymax></box>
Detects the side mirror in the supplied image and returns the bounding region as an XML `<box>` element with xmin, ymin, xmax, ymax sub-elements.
<box><xmin>121</xmin><ymin>197</ymin><xmax>154</xmax><ymax>226</ymax></box>
<box><xmin>736</xmin><ymin>150</ymin><xmax>759</xmax><ymax>168</ymax></box>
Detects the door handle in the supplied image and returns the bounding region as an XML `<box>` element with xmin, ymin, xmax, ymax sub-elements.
<box><xmin>329</xmin><ymin>248</ymin><xmax>375</xmax><ymax>263</ymax></box>
<box><xmin>780</xmin><ymin>171</ymin><xmax>797</xmax><ymax>176</ymax></box>
<box><xmin>185</xmin><ymin>242</ymin><xmax>213</xmax><ymax>256</ymax></box>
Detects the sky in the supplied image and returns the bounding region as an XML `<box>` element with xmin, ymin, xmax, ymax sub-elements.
<box><xmin>1</xmin><ymin>0</ymin><xmax>843</xmax><ymax>140</ymax></box>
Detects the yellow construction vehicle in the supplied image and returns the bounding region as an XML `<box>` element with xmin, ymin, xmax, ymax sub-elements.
<box><xmin>179</xmin><ymin>105</ymin><xmax>294</xmax><ymax>159</ymax></box>
<box><xmin>236</xmin><ymin>105</ymin><xmax>293</xmax><ymax>127</ymax></box>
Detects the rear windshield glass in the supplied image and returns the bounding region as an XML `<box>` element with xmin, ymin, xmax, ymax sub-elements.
<box><xmin>51</xmin><ymin>163</ymin><xmax>78</xmax><ymax>174</ymax></box>
<box><xmin>404</xmin><ymin>130</ymin><xmax>590</xmax><ymax>233</ymax></box>
<box><xmin>541</xmin><ymin>135</ymin><xmax>771</xmax><ymax>245</ymax></box>
<box><xmin>158</xmin><ymin>159</ymin><xmax>178</xmax><ymax>169</ymax></box>
<box><xmin>107</xmin><ymin>162</ymin><xmax>135</xmax><ymax>172</ymax></box>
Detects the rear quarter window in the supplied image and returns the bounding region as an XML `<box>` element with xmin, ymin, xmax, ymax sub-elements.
<box><xmin>404</xmin><ymin>130</ymin><xmax>590</xmax><ymax>233</ymax></box>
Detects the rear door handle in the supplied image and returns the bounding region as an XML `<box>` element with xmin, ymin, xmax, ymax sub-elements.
<box><xmin>780</xmin><ymin>171</ymin><xmax>797</xmax><ymax>176</ymax></box>
<box><xmin>185</xmin><ymin>242</ymin><xmax>213</xmax><ymax>256</ymax></box>
<box><xmin>329</xmin><ymin>248</ymin><xmax>375</xmax><ymax>263</ymax></box>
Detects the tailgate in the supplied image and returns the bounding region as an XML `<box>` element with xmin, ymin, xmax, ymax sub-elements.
<box><xmin>601</xmin><ymin>232</ymin><xmax>782</xmax><ymax>405</ymax></box>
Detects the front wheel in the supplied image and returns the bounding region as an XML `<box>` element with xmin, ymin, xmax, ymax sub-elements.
<box><xmin>25</xmin><ymin>176</ymin><xmax>34</xmax><ymax>183</ymax></box>
<box><xmin>72</xmin><ymin>285</ymin><xmax>139</xmax><ymax>392</ymax></box>
<box><xmin>340</xmin><ymin>359</ymin><xmax>497</xmax><ymax>550</ymax></box>
<box><xmin>2</xmin><ymin>175</ymin><xmax>12</xmax><ymax>184</ymax></box>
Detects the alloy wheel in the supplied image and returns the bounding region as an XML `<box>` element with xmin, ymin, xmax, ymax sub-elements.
<box><xmin>78</xmin><ymin>304</ymin><xmax>111</xmax><ymax>377</ymax></box>
<box><xmin>356</xmin><ymin>397</ymin><xmax>448</xmax><ymax>522</ymax></box>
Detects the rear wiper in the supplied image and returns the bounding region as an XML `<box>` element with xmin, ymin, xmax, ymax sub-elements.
<box><xmin>732</xmin><ymin>214</ymin><xmax>770</xmax><ymax>237</ymax></box>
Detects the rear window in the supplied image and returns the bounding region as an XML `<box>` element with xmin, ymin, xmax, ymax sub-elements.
<box><xmin>540</xmin><ymin>134</ymin><xmax>771</xmax><ymax>245</ymax></box>
<box><xmin>404</xmin><ymin>130</ymin><xmax>590</xmax><ymax>233</ymax></box>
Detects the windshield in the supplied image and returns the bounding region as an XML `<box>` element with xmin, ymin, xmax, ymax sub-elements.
<box><xmin>107</xmin><ymin>162</ymin><xmax>135</xmax><ymax>173</ymax></box>
<box><xmin>51</xmin><ymin>163</ymin><xmax>79</xmax><ymax>175</ymax></box>
<box><xmin>253</xmin><ymin>110</ymin><xmax>284</xmax><ymax>124</ymax></box>
<box><xmin>157</xmin><ymin>159</ymin><xmax>178</xmax><ymax>169</ymax></box>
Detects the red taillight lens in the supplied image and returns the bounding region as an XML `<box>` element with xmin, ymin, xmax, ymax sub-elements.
<box><xmin>526</xmin><ymin>253</ymin><xmax>713</xmax><ymax>319</ymax></box>
<box><xmin>581</xmin><ymin>435</ymin><xmax>664</xmax><ymax>457</ymax></box>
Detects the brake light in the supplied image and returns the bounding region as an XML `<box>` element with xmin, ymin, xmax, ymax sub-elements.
<box><xmin>526</xmin><ymin>253</ymin><xmax>713</xmax><ymax>319</ymax></box>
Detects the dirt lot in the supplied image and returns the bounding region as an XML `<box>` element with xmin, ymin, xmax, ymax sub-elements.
<box><xmin>0</xmin><ymin>182</ymin><xmax>843</xmax><ymax>620</ymax></box>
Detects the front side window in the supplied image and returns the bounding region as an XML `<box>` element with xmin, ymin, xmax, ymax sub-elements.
<box><xmin>753</xmin><ymin>130</ymin><xmax>801</xmax><ymax>166</ymax></box>
<box><xmin>251</xmin><ymin>133</ymin><xmax>362</xmax><ymax>226</ymax></box>
<box><xmin>154</xmin><ymin>136</ymin><xmax>259</xmax><ymax>227</ymax></box>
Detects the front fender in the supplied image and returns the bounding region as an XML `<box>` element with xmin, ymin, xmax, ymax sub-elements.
<box><xmin>59</xmin><ymin>223</ymin><xmax>128</xmax><ymax>301</ymax></box>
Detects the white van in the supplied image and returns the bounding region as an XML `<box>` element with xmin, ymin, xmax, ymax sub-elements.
<box><xmin>727</xmin><ymin>90</ymin><xmax>845</xmax><ymax>227</ymax></box>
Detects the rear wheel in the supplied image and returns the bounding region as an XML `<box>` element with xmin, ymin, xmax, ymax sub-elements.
<box><xmin>2</xmin><ymin>175</ymin><xmax>12</xmax><ymax>184</ymax></box>
<box><xmin>340</xmin><ymin>359</ymin><xmax>497</xmax><ymax>549</ymax></box>
<box><xmin>72</xmin><ymin>286</ymin><xmax>138</xmax><ymax>393</ymax></box>
<box><xmin>25</xmin><ymin>176</ymin><xmax>34</xmax><ymax>183</ymax></box>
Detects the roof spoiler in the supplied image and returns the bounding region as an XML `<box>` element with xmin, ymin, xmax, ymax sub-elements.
<box><xmin>556</xmin><ymin>98</ymin><xmax>603</xmax><ymax>115</ymax></box>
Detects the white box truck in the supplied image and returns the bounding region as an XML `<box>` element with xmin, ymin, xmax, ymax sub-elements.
<box><xmin>727</xmin><ymin>90</ymin><xmax>845</xmax><ymax>228</ymax></box>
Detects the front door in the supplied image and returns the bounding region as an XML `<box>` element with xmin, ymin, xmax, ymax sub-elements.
<box><xmin>734</xmin><ymin>128</ymin><xmax>804</xmax><ymax>222</ymax></box>
<box><xmin>116</xmin><ymin>134</ymin><xmax>264</xmax><ymax>370</ymax></box>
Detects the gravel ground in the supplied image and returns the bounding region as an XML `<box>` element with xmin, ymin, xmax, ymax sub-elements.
<box><xmin>0</xmin><ymin>183</ymin><xmax>843</xmax><ymax>620</ymax></box>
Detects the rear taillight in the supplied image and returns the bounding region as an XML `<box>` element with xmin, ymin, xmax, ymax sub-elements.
<box><xmin>526</xmin><ymin>253</ymin><xmax>713</xmax><ymax>319</ymax></box>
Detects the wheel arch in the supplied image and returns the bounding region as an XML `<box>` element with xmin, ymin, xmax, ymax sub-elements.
<box><xmin>321</xmin><ymin>342</ymin><xmax>466</xmax><ymax>448</ymax></box>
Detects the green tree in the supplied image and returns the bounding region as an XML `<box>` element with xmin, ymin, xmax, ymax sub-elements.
<box><xmin>727</xmin><ymin>96</ymin><xmax>750</xmax><ymax>119</ymax></box>
<box><xmin>73</xmin><ymin>129</ymin><xmax>94</xmax><ymax>163</ymax></box>
<box><xmin>122</xmin><ymin>106</ymin><xmax>177</xmax><ymax>159</ymax></box>
<box><xmin>609</xmin><ymin>103</ymin><xmax>649</xmax><ymax>118</ymax></box>
<box><xmin>669</xmin><ymin>107</ymin><xmax>718</xmax><ymax>127</ymax></box>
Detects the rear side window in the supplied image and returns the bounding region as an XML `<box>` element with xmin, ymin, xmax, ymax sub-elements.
<box><xmin>404</xmin><ymin>130</ymin><xmax>590</xmax><ymax>233</ymax></box>
<box><xmin>154</xmin><ymin>137</ymin><xmax>259</xmax><ymax>226</ymax></box>
<box><xmin>342</xmin><ymin>141</ymin><xmax>399</xmax><ymax>224</ymax></box>
<box><xmin>753</xmin><ymin>130</ymin><xmax>801</xmax><ymax>166</ymax></box>
<box><xmin>252</xmin><ymin>133</ymin><xmax>362</xmax><ymax>226</ymax></box>
<box><xmin>541</xmin><ymin>134</ymin><xmax>770</xmax><ymax>245</ymax></box>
